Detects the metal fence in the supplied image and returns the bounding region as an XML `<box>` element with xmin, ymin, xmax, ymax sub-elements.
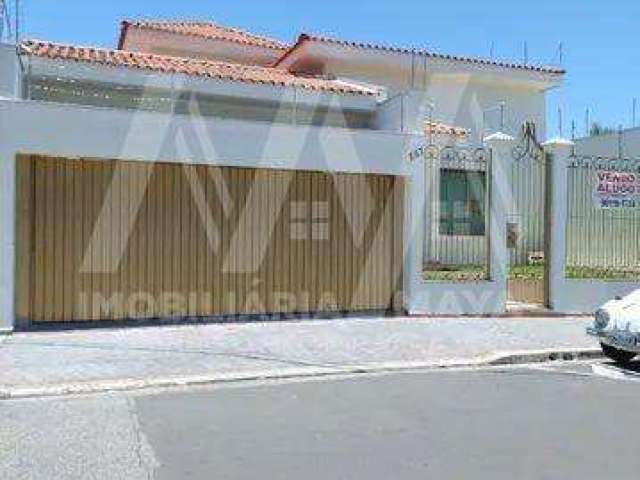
<box><xmin>422</xmin><ymin>143</ymin><xmax>491</xmax><ymax>282</ymax></box>
<box><xmin>566</xmin><ymin>154</ymin><xmax>640</xmax><ymax>280</ymax></box>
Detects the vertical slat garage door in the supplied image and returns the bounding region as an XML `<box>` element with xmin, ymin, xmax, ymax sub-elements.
<box><xmin>15</xmin><ymin>155</ymin><xmax>404</xmax><ymax>323</ymax></box>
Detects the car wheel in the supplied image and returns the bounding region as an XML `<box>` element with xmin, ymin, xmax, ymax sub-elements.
<box><xmin>601</xmin><ymin>343</ymin><xmax>637</xmax><ymax>364</ymax></box>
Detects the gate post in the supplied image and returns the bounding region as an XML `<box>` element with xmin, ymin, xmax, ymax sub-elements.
<box><xmin>542</xmin><ymin>138</ymin><xmax>574</xmax><ymax>311</ymax></box>
<box><xmin>484</xmin><ymin>133</ymin><xmax>515</xmax><ymax>309</ymax></box>
<box><xmin>403</xmin><ymin>138</ymin><xmax>427</xmax><ymax>312</ymax></box>
<box><xmin>0</xmin><ymin>151</ymin><xmax>15</xmax><ymax>333</ymax></box>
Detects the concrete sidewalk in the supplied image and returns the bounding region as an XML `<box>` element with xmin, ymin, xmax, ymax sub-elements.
<box><xmin>0</xmin><ymin>316</ymin><xmax>597</xmax><ymax>398</ymax></box>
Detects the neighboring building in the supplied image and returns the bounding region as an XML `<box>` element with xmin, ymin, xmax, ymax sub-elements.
<box><xmin>576</xmin><ymin>127</ymin><xmax>640</xmax><ymax>158</ymax></box>
<box><xmin>0</xmin><ymin>19</ymin><xmax>564</xmax><ymax>328</ymax></box>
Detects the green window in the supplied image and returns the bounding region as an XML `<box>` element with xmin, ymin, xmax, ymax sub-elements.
<box><xmin>439</xmin><ymin>169</ymin><xmax>486</xmax><ymax>236</ymax></box>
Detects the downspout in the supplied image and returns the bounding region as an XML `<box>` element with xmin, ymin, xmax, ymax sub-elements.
<box><xmin>422</xmin><ymin>55</ymin><xmax>428</xmax><ymax>90</ymax></box>
<box><xmin>618</xmin><ymin>125</ymin><xmax>624</xmax><ymax>159</ymax></box>
<box><xmin>400</xmin><ymin>93</ymin><xmax>405</xmax><ymax>133</ymax></box>
<box><xmin>292</xmin><ymin>87</ymin><xmax>297</xmax><ymax>126</ymax></box>
<box><xmin>15</xmin><ymin>45</ymin><xmax>29</xmax><ymax>100</ymax></box>
<box><xmin>410</xmin><ymin>51</ymin><xmax>416</xmax><ymax>90</ymax></box>
<box><xmin>170</xmin><ymin>72</ymin><xmax>176</xmax><ymax>114</ymax></box>
<box><xmin>25</xmin><ymin>53</ymin><xmax>30</xmax><ymax>100</ymax></box>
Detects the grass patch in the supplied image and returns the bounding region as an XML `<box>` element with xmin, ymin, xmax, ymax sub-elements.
<box><xmin>566</xmin><ymin>265</ymin><xmax>640</xmax><ymax>281</ymax></box>
<box><xmin>509</xmin><ymin>264</ymin><xmax>544</xmax><ymax>279</ymax></box>
<box><xmin>423</xmin><ymin>263</ymin><xmax>640</xmax><ymax>282</ymax></box>
<box><xmin>423</xmin><ymin>264</ymin><xmax>488</xmax><ymax>282</ymax></box>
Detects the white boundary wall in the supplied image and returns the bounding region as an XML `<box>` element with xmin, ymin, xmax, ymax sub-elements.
<box><xmin>0</xmin><ymin>98</ymin><xmax>412</xmax><ymax>331</ymax></box>
<box><xmin>404</xmin><ymin>133</ymin><xmax>512</xmax><ymax>315</ymax></box>
<box><xmin>0</xmin><ymin>99</ymin><xmax>526</xmax><ymax>329</ymax></box>
<box><xmin>3</xmin><ymin>100</ymin><xmax>629</xmax><ymax>329</ymax></box>
<box><xmin>545</xmin><ymin>139</ymin><xmax>640</xmax><ymax>313</ymax></box>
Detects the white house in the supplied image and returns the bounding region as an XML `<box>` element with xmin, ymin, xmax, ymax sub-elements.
<box><xmin>0</xmin><ymin>19</ymin><xmax>566</xmax><ymax>330</ymax></box>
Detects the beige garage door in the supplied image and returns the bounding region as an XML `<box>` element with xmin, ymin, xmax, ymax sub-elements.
<box><xmin>16</xmin><ymin>155</ymin><xmax>404</xmax><ymax>323</ymax></box>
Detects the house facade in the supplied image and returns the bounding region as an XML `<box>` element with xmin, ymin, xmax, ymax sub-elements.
<box><xmin>0</xmin><ymin>19</ymin><xmax>567</xmax><ymax>330</ymax></box>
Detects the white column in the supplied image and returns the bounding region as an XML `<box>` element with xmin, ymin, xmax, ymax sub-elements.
<box><xmin>542</xmin><ymin>138</ymin><xmax>574</xmax><ymax>311</ymax></box>
<box><xmin>403</xmin><ymin>140</ymin><xmax>427</xmax><ymax>309</ymax></box>
<box><xmin>0</xmin><ymin>50</ymin><xmax>18</xmax><ymax>331</ymax></box>
<box><xmin>484</xmin><ymin>132</ymin><xmax>515</xmax><ymax>309</ymax></box>
<box><xmin>0</xmin><ymin>146</ymin><xmax>15</xmax><ymax>332</ymax></box>
<box><xmin>402</xmin><ymin>90</ymin><xmax>436</xmax><ymax>134</ymax></box>
<box><xmin>0</xmin><ymin>45</ymin><xmax>21</xmax><ymax>100</ymax></box>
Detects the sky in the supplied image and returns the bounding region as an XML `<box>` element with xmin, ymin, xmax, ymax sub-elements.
<box><xmin>10</xmin><ymin>0</ymin><xmax>640</xmax><ymax>139</ymax></box>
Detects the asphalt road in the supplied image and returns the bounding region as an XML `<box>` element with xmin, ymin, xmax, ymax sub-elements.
<box><xmin>3</xmin><ymin>361</ymin><xmax>640</xmax><ymax>480</ymax></box>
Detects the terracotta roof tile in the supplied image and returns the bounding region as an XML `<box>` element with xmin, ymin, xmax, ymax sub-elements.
<box><xmin>20</xmin><ymin>40</ymin><xmax>377</xmax><ymax>96</ymax></box>
<box><xmin>277</xmin><ymin>34</ymin><xmax>565</xmax><ymax>75</ymax></box>
<box><xmin>423</xmin><ymin>121</ymin><xmax>468</xmax><ymax>137</ymax></box>
<box><xmin>122</xmin><ymin>20</ymin><xmax>288</xmax><ymax>50</ymax></box>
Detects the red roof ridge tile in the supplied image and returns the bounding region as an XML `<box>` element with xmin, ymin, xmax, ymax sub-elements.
<box><xmin>423</xmin><ymin>121</ymin><xmax>469</xmax><ymax>137</ymax></box>
<box><xmin>120</xmin><ymin>19</ymin><xmax>289</xmax><ymax>51</ymax></box>
<box><xmin>276</xmin><ymin>33</ymin><xmax>565</xmax><ymax>76</ymax></box>
<box><xmin>20</xmin><ymin>39</ymin><xmax>377</xmax><ymax>96</ymax></box>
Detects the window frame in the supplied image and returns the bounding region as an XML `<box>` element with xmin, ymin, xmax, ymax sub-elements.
<box><xmin>438</xmin><ymin>168</ymin><xmax>487</xmax><ymax>237</ymax></box>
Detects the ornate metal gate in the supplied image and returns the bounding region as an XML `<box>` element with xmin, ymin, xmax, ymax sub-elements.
<box><xmin>507</xmin><ymin>123</ymin><xmax>550</xmax><ymax>308</ymax></box>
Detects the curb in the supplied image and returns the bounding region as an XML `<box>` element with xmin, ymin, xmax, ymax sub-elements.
<box><xmin>0</xmin><ymin>348</ymin><xmax>602</xmax><ymax>400</ymax></box>
<box><xmin>486</xmin><ymin>347</ymin><xmax>603</xmax><ymax>365</ymax></box>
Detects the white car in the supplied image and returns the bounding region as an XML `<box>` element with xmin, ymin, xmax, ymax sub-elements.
<box><xmin>587</xmin><ymin>289</ymin><xmax>640</xmax><ymax>364</ymax></box>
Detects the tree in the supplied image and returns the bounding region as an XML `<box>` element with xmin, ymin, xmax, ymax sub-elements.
<box><xmin>590</xmin><ymin>122</ymin><xmax>617</xmax><ymax>136</ymax></box>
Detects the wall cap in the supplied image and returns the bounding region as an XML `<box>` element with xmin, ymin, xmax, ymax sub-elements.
<box><xmin>483</xmin><ymin>132</ymin><xmax>515</xmax><ymax>143</ymax></box>
<box><xmin>542</xmin><ymin>137</ymin><xmax>575</xmax><ymax>148</ymax></box>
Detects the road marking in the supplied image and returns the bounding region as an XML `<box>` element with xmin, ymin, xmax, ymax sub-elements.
<box><xmin>524</xmin><ymin>363</ymin><xmax>596</xmax><ymax>377</ymax></box>
<box><xmin>591</xmin><ymin>363</ymin><xmax>640</xmax><ymax>382</ymax></box>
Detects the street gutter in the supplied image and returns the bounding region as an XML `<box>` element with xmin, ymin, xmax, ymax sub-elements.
<box><xmin>0</xmin><ymin>347</ymin><xmax>602</xmax><ymax>400</ymax></box>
